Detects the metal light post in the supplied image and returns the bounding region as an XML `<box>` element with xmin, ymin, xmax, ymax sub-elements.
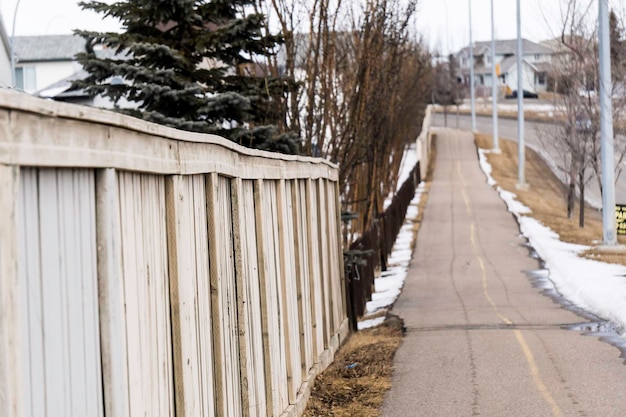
<box><xmin>468</xmin><ymin>0</ymin><xmax>476</xmax><ymax>132</ymax></box>
<box><xmin>599</xmin><ymin>0</ymin><xmax>617</xmax><ymax>245</ymax></box>
<box><xmin>490</xmin><ymin>0</ymin><xmax>499</xmax><ymax>152</ymax></box>
<box><xmin>10</xmin><ymin>0</ymin><xmax>22</xmax><ymax>87</ymax></box>
<box><xmin>516</xmin><ymin>0</ymin><xmax>526</xmax><ymax>188</ymax></box>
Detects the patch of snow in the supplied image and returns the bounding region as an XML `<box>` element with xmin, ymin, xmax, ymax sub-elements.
<box><xmin>360</xmin><ymin>182</ymin><xmax>426</xmax><ymax>323</ymax></box>
<box><xmin>358</xmin><ymin>316</ymin><xmax>386</xmax><ymax>330</ymax></box>
<box><xmin>479</xmin><ymin>153</ymin><xmax>626</xmax><ymax>335</ymax></box>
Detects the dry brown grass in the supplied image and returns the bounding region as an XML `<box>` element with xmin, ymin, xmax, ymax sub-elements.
<box><xmin>303</xmin><ymin>135</ymin><xmax>438</xmax><ymax>417</ymax></box>
<box><xmin>303</xmin><ymin>317</ymin><xmax>404</xmax><ymax>417</ymax></box>
<box><xmin>475</xmin><ymin>133</ymin><xmax>626</xmax><ymax>264</ymax></box>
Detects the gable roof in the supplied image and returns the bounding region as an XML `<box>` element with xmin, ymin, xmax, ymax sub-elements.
<box><xmin>13</xmin><ymin>35</ymin><xmax>86</xmax><ymax>62</ymax></box>
<box><xmin>458</xmin><ymin>38</ymin><xmax>554</xmax><ymax>56</ymax></box>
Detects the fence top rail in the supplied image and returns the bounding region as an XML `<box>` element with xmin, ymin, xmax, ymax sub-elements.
<box><xmin>0</xmin><ymin>89</ymin><xmax>338</xmax><ymax>180</ymax></box>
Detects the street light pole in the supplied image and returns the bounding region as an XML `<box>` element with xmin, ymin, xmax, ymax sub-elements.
<box><xmin>10</xmin><ymin>0</ymin><xmax>22</xmax><ymax>87</ymax></box>
<box><xmin>516</xmin><ymin>0</ymin><xmax>526</xmax><ymax>188</ymax></box>
<box><xmin>490</xmin><ymin>0</ymin><xmax>499</xmax><ymax>152</ymax></box>
<box><xmin>468</xmin><ymin>0</ymin><xmax>476</xmax><ymax>132</ymax></box>
<box><xmin>599</xmin><ymin>0</ymin><xmax>617</xmax><ymax>245</ymax></box>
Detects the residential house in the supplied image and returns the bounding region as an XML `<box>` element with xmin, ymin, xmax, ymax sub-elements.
<box><xmin>0</xmin><ymin>13</ymin><xmax>12</xmax><ymax>85</ymax></box>
<box><xmin>12</xmin><ymin>34</ymin><xmax>85</xmax><ymax>93</ymax></box>
<box><xmin>456</xmin><ymin>39</ymin><xmax>554</xmax><ymax>96</ymax></box>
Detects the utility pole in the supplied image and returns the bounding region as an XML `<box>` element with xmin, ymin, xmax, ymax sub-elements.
<box><xmin>10</xmin><ymin>0</ymin><xmax>22</xmax><ymax>87</ymax></box>
<box><xmin>599</xmin><ymin>0</ymin><xmax>617</xmax><ymax>245</ymax></box>
<box><xmin>490</xmin><ymin>0</ymin><xmax>499</xmax><ymax>152</ymax></box>
<box><xmin>468</xmin><ymin>0</ymin><xmax>476</xmax><ymax>132</ymax></box>
<box><xmin>516</xmin><ymin>0</ymin><xmax>526</xmax><ymax>188</ymax></box>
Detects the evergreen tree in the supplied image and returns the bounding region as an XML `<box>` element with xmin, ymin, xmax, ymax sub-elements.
<box><xmin>73</xmin><ymin>0</ymin><xmax>300</xmax><ymax>154</ymax></box>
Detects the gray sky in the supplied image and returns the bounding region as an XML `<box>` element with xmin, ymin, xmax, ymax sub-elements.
<box><xmin>1</xmin><ymin>0</ymin><xmax>622</xmax><ymax>55</ymax></box>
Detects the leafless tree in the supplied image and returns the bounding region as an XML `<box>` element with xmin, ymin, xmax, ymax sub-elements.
<box><xmin>259</xmin><ymin>0</ymin><xmax>431</xmax><ymax>240</ymax></box>
<box><xmin>543</xmin><ymin>0</ymin><xmax>626</xmax><ymax>227</ymax></box>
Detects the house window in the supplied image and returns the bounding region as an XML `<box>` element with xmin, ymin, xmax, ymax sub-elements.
<box><xmin>534</xmin><ymin>54</ymin><xmax>541</xmax><ymax>61</ymax></box>
<box><xmin>537</xmin><ymin>72</ymin><xmax>546</xmax><ymax>85</ymax></box>
<box><xmin>15</xmin><ymin>66</ymin><xmax>37</xmax><ymax>92</ymax></box>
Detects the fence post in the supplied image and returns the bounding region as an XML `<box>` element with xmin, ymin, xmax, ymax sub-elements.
<box><xmin>95</xmin><ymin>168</ymin><xmax>129</xmax><ymax>417</ymax></box>
<box><xmin>0</xmin><ymin>164</ymin><xmax>22</xmax><ymax>417</ymax></box>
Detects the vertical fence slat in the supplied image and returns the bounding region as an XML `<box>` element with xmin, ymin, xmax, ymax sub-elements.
<box><xmin>277</xmin><ymin>179</ymin><xmax>303</xmax><ymax>403</ymax></box>
<box><xmin>96</xmin><ymin>168</ymin><xmax>129</xmax><ymax>417</ymax></box>
<box><xmin>167</xmin><ymin>175</ymin><xmax>215</xmax><ymax>417</ymax></box>
<box><xmin>207</xmin><ymin>173</ymin><xmax>242</xmax><ymax>417</ymax></box>
<box><xmin>118</xmin><ymin>173</ymin><xmax>173</xmax><ymax>417</ymax></box>
<box><xmin>253</xmin><ymin>179</ymin><xmax>276</xmax><ymax>417</ymax></box>
<box><xmin>230</xmin><ymin>178</ymin><xmax>251</xmax><ymax>417</ymax></box>
<box><xmin>316</xmin><ymin>179</ymin><xmax>332</xmax><ymax>347</ymax></box>
<box><xmin>17</xmin><ymin>168</ymin><xmax>40</xmax><ymax>417</ymax></box>
<box><xmin>232</xmin><ymin>179</ymin><xmax>268</xmax><ymax>417</ymax></box>
<box><xmin>305</xmin><ymin>179</ymin><xmax>324</xmax><ymax>361</ymax></box>
<box><xmin>1</xmin><ymin>164</ymin><xmax>21</xmax><ymax>417</ymax></box>
<box><xmin>293</xmin><ymin>180</ymin><xmax>313</xmax><ymax>376</ymax></box>
<box><xmin>261</xmin><ymin>180</ymin><xmax>289</xmax><ymax>414</ymax></box>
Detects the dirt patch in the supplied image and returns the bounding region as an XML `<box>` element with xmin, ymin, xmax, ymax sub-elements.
<box><xmin>475</xmin><ymin>133</ymin><xmax>626</xmax><ymax>265</ymax></box>
<box><xmin>303</xmin><ymin>315</ymin><xmax>405</xmax><ymax>417</ymax></box>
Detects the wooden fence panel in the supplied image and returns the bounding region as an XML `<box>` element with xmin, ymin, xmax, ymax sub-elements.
<box><xmin>118</xmin><ymin>173</ymin><xmax>173</xmax><ymax>417</ymax></box>
<box><xmin>316</xmin><ymin>179</ymin><xmax>332</xmax><ymax>347</ymax></box>
<box><xmin>167</xmin><ymin>175</ymin><xmax>215</xmax><ymax>417</ymax></box>
<box><xmin>326</xmin><ymin>180</ymin><xmax>345</xmax><ymax>333</ymax></box>
<box><xmin>294</xmin><ymin>180</ymin><xmax>314</xmax><ymax>375</ymax></box>
<box><xmin>259</xmin><ymin>180</ymin><xmax>289</xmax><ymax>415</ymax></box>
<box><xmin>233</xmin><ymin>179</ymin><xmax>268</xmax><ymax>417</ymax></box>
<box><xmin>17</xmin><ymin>168</ymin><xmax>103</xmax><ymax>417</ymax></box>
<box><xmin>305</xmin><ymin>179</ymin><xmax>324</xmax><ymax>360</ymax></box>
<box><xmin>0</xmin><ymin>164</ymin><xmax>21</xmax><ymax>417</ymax></box>
<box><xmin>1</xmin><ymin>92</ymin><xmax>351</xmax><ymax>417</ymax></box>
<box><xmin>277</xmin><ymin>180</ymin><xmax>303</xmax><ymax>403</ymax></box>
<box><xmin>207</xmin><ymin>174</ymin><xmax>243</xmax><ymax>417</ymax></box>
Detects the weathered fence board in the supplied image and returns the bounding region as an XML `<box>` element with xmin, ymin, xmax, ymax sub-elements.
<box><xmin>95</xmin><ymin>168</ymin><xmax>129</xmax><ymax>417</ymax></box>
<box><xmin>305</xmin><ymin>179</ymin><xmax>325</xmax><ymax>360</ymax></box>
<box><xmin>118</xmin><ymin>173</ymin><xmax>174</xmax><ymax>417</ymax></box>
<box><xmin>167</xmin><ymin>175</ymin><xmax>215</xmax><ymax>417</ymax></box>
<box><xmin>18</xmin><ymin>169</ymin><xmax>103</xmax><ymax>417</ymax></box>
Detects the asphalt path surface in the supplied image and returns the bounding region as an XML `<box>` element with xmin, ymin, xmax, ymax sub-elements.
<box><xmin>381</xmin><ymin>129</ymin><xmax>626</xmax><ymax>417</ymax></box>
<box><xmin>432</xmin><ymin>111</ymin><xmax>626</xmax><ymax>209</ymax></box>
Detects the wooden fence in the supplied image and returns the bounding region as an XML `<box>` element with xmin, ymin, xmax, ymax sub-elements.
<box><xmin>0</xmin><ymin>90</ymin><xmax>348</xmax><ymax>417</ymax></box>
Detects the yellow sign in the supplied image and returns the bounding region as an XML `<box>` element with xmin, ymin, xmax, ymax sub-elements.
<box><xmin>616</xmin><ymin>205</ymin><xmax>626</xmax><ymax>235</ymax></box>
<box><xmin>495</xmin><ymin>63</ymin><xmax>501</xmax><ymax>77</ymax></box>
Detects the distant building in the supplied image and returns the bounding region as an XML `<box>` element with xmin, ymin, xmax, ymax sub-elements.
<box><xmin>12</xmin><ymin>34</ymin><xmax>85</xmax><ymax>93</ymax></box>
<box><xmin>455</xmin><ymin>39</ymin><xmax>554</xmax><ymax>96</ymax></box>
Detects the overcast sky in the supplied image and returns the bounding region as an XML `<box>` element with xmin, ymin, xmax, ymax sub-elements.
<box><xmin>1</xmin><ymin>0</ymin><xmax>623</xmax><ymax>55</ymax></box>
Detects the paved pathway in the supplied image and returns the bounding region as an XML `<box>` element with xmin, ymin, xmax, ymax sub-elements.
<box><xmin>381</xmin><ymin>129</ymin><xmax>626</xmax><ymax>417</ymax></box>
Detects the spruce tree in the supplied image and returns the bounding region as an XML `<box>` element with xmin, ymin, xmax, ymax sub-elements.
<box><xmin>73</xmin><ymin>0</ymin><xmax>300</xmax><ymax>154</ymax></box>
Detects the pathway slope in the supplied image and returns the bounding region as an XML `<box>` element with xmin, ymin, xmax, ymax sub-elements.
<box><xmin>381</xmin><ymin>129</ymin><xmax>626</xmax><ymax>417</ymax></box>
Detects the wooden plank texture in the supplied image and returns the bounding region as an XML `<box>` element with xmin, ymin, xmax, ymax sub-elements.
<box><xmin>276</xmin><ymin>180</ymin><xmax>303</xmax><ymax>403</ymax></box>
<box><xmin>206</xmin><ymin>173</ymin><xmax>242</xmax><ymax>417</ymax></box>
<box><xmin>17</xmin><ymin>168</ymin><xmax>103</xmax><ymax>417</ymax></box>
<box><xmin>118</xmin><ymin>172</ymin><xmax>173</xmax><ymax>417</ymax></box>
<box><xmin>235</xmin><ymin>180</ymin><xmax>268</xmax><ymax>417</ymax></box>
<box><xmin>0</xmin><ymin>164</ymin><xmax>21</xmax><ymax>417</ymax></box>
<box><xmin>95</xmin><ymin>168</ymin><xmax>130</xmax><ymax>417</ymax></box>
<box><xmin>294</xmin><ymin>180</ymin><xmax>314</xmax><ymax>374</ymax></box>
<box><xmin>260</xmin><ymin>180</ymin><xmax>289</xmax><ymax>415</ymax></box>
<box><xmin>305</xmin><ymin>179</ymin><xmax>324</xmax><ymax>360</ymax></box>
<box><xmin>166</xmin><ymin>175</ymin><xmax>215</xmax><ymax>417</ymax></box>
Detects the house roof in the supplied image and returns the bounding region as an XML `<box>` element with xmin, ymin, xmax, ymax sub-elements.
<box><xmin>458</xmin><ymin>38</ymin><xmax>554</xmax><ymax>56</ymax></box>
<box><xmin>12</xmin><ymin>35</ymin><xmax>86</xmax><ymax>62</ymax></box>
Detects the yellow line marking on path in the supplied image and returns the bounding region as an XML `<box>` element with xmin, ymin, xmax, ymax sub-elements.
<box><xmin>456</xmin><ymin>161</ymin><xmax>564</xmax><ymax>417</ymax></box>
